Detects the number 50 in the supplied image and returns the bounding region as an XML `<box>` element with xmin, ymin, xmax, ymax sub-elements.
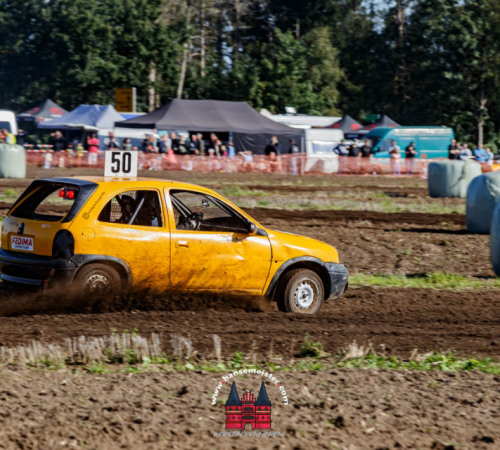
<box><xmin>111</xmin><ymin>152</ymin><xmax>132</xmax><ymax>174</ymax></box>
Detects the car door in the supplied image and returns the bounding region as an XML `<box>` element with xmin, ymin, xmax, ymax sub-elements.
<box><xmin>88</xmin><ymin>188</ymin><xmax>171</xmax><ymax>290</ymax></box>
<box><xmin>165</xmin><ymin>188</ymin><xmax>272</xmax><ymax>294</ymax></box>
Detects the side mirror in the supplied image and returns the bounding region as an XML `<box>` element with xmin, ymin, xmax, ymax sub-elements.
<box><xmin>247</xmin><ymin>222</ymin><xmax>257</xmax><ymax>235</ymax></box>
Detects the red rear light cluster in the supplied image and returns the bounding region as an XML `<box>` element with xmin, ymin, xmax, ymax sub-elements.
<box><xmin>59</xmin><ymin>188</ymin><xmax>76</xmax><ymax>199</ymax></box>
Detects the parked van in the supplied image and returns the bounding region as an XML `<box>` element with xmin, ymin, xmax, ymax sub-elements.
<box><xmin>304</xmin><ymin>128</ymin><xmax>343</xmax><ymax>173</ymax></box>
<box><xmin>0</xmin><ymin>110</ymin><xmax>18</xmax><ymax>135</ymax></box>
<box><xmin>366</xmin><ymin>126</ymin><xmax>454</xmax><ymax>159</ymax></box>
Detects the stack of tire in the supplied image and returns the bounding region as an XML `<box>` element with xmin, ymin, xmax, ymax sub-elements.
<box><xmin>0</xmin><ymin>144</ymin><xmax>26</xmax><ymax>178</ymax></box>
<box><xmin>428</xmin><ymin>160</ymin><xmax>482</xmax><ymax>198</ymax></box>
<box><xmin>465</xmin><ymin>171</ymin><xmax>500</xmax><ymax>276</ymax></box>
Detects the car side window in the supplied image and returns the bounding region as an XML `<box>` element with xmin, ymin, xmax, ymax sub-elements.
<box><xmin>98</xmin><ymin>190</ymin><xmax>163</xmax><ymax>227</ymax></box>
<box><xmin>169</xmin><ymin>190</ymin><xmax>248</xmax><ymax>232</ymax></box>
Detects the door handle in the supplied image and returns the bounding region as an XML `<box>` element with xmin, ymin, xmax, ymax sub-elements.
<box><xmin>177</xmin><ymin>240</ymin><xmax>189</xmax><ymax>248</ymax></box>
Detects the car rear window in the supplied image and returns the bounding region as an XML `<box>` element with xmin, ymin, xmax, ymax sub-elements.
<box><xmin>11</xmin><ymin>183</ymin><xmax>81</xmax><ymax>222</ymax></box>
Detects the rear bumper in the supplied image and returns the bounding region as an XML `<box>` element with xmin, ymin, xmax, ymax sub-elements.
<box><xmin>325</xmin><ymin>263</ymin><xmax>348</xmax><ymax>300</ymax></box>
<box><xmin>0</xmin><ymin>249</ymin><xmax>77</xmax><ymax>287</ymax></box>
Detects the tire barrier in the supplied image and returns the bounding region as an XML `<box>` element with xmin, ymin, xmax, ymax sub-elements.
<box><xmin>466</xmin><ymin>172</ymin><xmax>500</xmax><ymax>234</ymax></box>
<box><xmin>428</xmin><ymin>160</ymin><xmax>482</xmax><ymax>198</ymax></box>
<box><xmin>0</xmin><ymin>144</ymin><xmax>26</xmax><ymax>178</ymax></box>
<box><xmin>490</xmin><ymin>199</ymin><xmax>500</xmax><ymax>276</ymax></box>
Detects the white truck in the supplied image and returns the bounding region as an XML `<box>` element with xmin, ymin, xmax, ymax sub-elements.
<box><xmin>304</xmin><ymin>128</ymin><xmax>343</xmax><ymax>173</ymax></box>
<box><xmin>0</xmin><ymin>110</ymin><xmax>18</xmax><ymax>135</ymax></box>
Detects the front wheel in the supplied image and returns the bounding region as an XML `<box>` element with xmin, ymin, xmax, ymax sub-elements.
<box><xmin>73</xmin><ymin>264</ymin><xmax>122</xmax><ymax>300</ymax></box>
<box><xmin>276</xmin><ymin>269</ymin><xmax>324</xmax><ymax>314</ymax></box>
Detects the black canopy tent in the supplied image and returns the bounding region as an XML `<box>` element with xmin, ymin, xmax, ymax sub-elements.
<box><xmin>361</xmin><ymin>114</ymin><xmax>400</xmax><ymax>132</ymax></box>
<box><xmin>115</xmin><ymin>99</ymin><xmax>303</xmax><ymax>154</ymax></box>
<box><xmin>18</xmin><ymin>99</ymin><xmax>68</xmax><ymax>123</ymax></box>
<box><xmin>328</xmin><ymin>114</ymin><xmax>363</xmax><ymax>138</ymax></box>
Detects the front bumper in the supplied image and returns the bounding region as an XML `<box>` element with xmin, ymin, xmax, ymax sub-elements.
<box><xmin>324</xmin><ymin>262</ymin><xmax>348</xmax><ymax>300</ymax></box>
<box><xmin>0</xmin><ymin>249</ymin><xmax>78</xmax><ymax>287</ymax></box>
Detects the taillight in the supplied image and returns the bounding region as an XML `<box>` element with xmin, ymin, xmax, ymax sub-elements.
<box><xmin>52</xmin><ymin>230</ymin><xmax>74</xmax><ymax>258</ymax></box>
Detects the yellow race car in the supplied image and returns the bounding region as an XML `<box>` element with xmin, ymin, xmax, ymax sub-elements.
<box><xmin>0</xmin><ymin>177</ymin><xmax>348</xmax><ymax>314</ymax></box>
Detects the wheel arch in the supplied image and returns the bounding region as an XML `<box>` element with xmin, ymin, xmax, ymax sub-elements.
<box><xmin>266</xmin><ymin>257</ymin><xmax>331</xmax><ymax>302</ymax></box>
<box><xmin>71</xmin><ymin>255</ymin><xmax>133</xmax><ymax>292</ymax></box>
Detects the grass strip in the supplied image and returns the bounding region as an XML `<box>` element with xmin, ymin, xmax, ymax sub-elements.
<box><xmin>350</xmin><ymin>271</ymin><xmax>500</xmax><ymax>290</ymax></box>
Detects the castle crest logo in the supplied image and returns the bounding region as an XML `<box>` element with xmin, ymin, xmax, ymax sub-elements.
<box><xmin>225</xmin><ymin>381</ymin><xmax>272</xmax><ymax>430</ymax></box>
<box><xmin>211</xmin><ymin>369</ymin><xmax>288</xmax><ymax>438</ymax></box>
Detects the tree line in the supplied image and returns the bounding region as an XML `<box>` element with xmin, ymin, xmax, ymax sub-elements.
<box><xmin>1</xmin><ymin>0</ymin><xmax>499</xmax><ymax>148</ymax></box>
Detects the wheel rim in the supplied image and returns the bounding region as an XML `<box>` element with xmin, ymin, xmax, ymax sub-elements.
<box><xmin>294</xmin><ymin>281</ymin><xmax>316</xmax><ymax>309</ymax></box>
<box><xmin>85</xmin><ymin>273</ymin><xmax>111</xmax><ymax>295</ymax></box>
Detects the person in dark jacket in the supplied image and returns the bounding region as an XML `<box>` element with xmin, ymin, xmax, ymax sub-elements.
<box><xmin>264</xmin><ymin>136</ymin><xmax>280</xmax><ymax>156</ymax></box>
<box><xmin>52</xmin><ymin>130</ymin><xmax>67</xmax><ymax>151</ymax></box>
<box><xmin>448</xmin><ymin>139</ymin><xmax>460</xmax><ymax>160</ymax></box>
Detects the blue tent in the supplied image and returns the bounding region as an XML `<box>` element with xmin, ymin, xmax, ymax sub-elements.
<box><xmin>38</xmin><ymin>104</ymin><xmax>124</xmax><ymax>131</ymax></box>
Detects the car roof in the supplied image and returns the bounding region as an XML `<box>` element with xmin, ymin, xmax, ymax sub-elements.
<box><xmin>41</xmin><ymin>176</ymin><xmax>212</xmax><ymax>193</ymax></box>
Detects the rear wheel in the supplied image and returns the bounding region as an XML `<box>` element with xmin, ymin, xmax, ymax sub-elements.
<box><xmin>276</xmin><ymin>269</ymin><xmax>324</xmax><ymax>314</ymax></box>
<box><xmin>74</xmin><ymin>264</ymin><xmax>122</xmax><ymax>299</ymax></box>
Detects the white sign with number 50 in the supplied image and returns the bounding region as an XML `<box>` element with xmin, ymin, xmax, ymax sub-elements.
<box><xmin>104</xmin><ymin>151</ymin><xmax>138</xmax><ymax>178</ymax></box>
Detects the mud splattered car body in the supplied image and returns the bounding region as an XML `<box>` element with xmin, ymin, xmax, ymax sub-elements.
<box><xmin>0</xmin><ymin>177</ymin><xmax>348</xmax><ymax>313</ymax></box>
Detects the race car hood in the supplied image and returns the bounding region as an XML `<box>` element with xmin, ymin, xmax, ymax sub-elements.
<box><xmin>266</xmin><ymin>229</ymin><xmax>340</xmax><ymax>264</ymax></box>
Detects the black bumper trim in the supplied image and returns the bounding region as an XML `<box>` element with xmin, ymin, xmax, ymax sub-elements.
<box><xmin>325</xmin><ymin>263</ymin><xmax>348</xmax><ymax>300</ymax></box>
<box><xmin>0</xmin><ymin>250</ymin><xmax>132</xmax><ymax>289</ymax></box>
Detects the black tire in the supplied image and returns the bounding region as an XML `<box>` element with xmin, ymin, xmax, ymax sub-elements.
<box><xmin>73</xmin><ymin>264</ymin><xmax>122</xmax><ymax>300</ymax></box>
<box><xmin>276</xmin><ymin>269</ymin><xmax>324</xmax><ymax>314</ymax></box>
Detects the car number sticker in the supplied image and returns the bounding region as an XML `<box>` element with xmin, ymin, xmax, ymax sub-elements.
<box><xmin>11</xmin><ymin>235</ymin><xmax>34</xmax><ymax>251</ymax></box>
<box><xmin>104</xmin><ymin>150</ymin><xmax>138</xmax><ymax>178</ymax></box>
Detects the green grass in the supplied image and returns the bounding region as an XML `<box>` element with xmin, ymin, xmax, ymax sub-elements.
<box><xmin>18</xmin><ymin>351</ymin><xmax>500</xmax><ymax>376</ymax></box>
<box><xmin>219</xmin><ymin>186</ymin><xmax>267</xmax><ymax>197</ymax></box>
<box><xmin>0</xmin><ymin>188</ymin><xmax>19</xmax><ymax>202</ymax></box>
<box><xmin>351</xmin><ymin>271</ymin><xmax>500</xmax><ymax>290</ymax></box>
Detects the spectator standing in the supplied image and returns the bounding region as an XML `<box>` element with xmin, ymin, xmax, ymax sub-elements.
<box><xmin>227</xmin><ymin>141</ymin><xmax>235</xmax><ymax>158</ymax></box>
<box><xmin>87</xmin><ymin>133</ymin><xmax>100</xmax><ymax>166</ymax></box>
<box><xmin>170</xmin><ymin>131</ymin><xmax>180</xmax><ymax>153</ymax></box>
<box><xmin>187</xmin><ymin>134</ymin><xmax>199</xmax><ymax>155</ymax></box>
<box><xmin>142</xmin><ymin>134</ymin><xmax>152</xmax><ymax>153</ymax></box>
<box><xmin>388</xmin><ymin>140</ymin><xmax>401</xmax><ymax>175</ymax></box>
<box><xmin>288</xmin><ymin>139</ymin><xmax>299</xmax><ymax>154</ymax></box>
<box><xmin>122</xmin><ymin>138</ymin><xmax>132</xmax><ymax>151</ymax></box>
<box><xmin>158</xmin><ymin>134</ymin><xmax>170</xmax><ymax>154</ymax></box>
<box><xmin>2</xmin><ymin>128</ymin><xmax>16</xmax><ymax>144</ymax></box>
<box><xmin>405</xmin><ymin>141</ymin><xmax>417</xmax><ymax>174</ymax></box>
<box><xmin>333</xmin><ymin>140</ymin><xmax>349</xmax><ymax>174</ymax></box>
<box><xmin>473</xmin><ymin>144</ymin><xmax>489</xmax><ymax>162</ymax></box>
<box><xmin>361</xmin><ymin>140</ymin><xmax>372</xmax><ymax>158</ymax></box>
<box><xmin>459</xmin><ymin>143</ymin><xmax>472</xmax><ymax>160</ymax></box>
<box><xmin>197</xmin><ymin>133</ymin><xmax>205</xmax><ymax>156</ymax></box>
<box><xmin>486</xmin><ymin>147</ymin><xmax>495</xmax><ymax>168</ymax></box>
<box><xmin>264</xmin><ymin>136</ymin><xmax>280</xmax><ymax>156</ymax></box>
<box><xmin>105</xmin><ymin>131</ymin><xmax>119</xmax><ymax>150</ymax></box>
<box><xmin>16</xmin><ymin>129</ymin><xmax>26</xmax><ymax>146</ymax></box>
<box><xmin>448</xmin><ymin>139</ymin><xmax>460</xmax><ymax>160</ymax></box>
<box><xmin>52</xmin><ymin>130</ymin><xmax>67</xmax><ymax>151</ymax></box>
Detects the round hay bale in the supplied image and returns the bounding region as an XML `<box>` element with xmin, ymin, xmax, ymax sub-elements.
<box><xmin>0</xmin><ymin>144</ymin><xmax>26</xmax><ymax>178</ymax></box>
<box><xmin>490</xmin><ymin>200</ymin><xmax>500</xmax><ymax>276</ymax></box>
<box><xmin>466</xmin><ymin>172</ymin><xmax>500</xmax><ymax>233</ymax></box>
<box><xmin>428</xmin><ymin>160</ymin><xmax>482</xmax><ymax>198</ymax></box>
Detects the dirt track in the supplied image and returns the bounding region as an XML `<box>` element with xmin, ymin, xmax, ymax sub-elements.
<box><xmin>1</xmin><ymin>168</ymin><xmax>499</xmax><ymax>448</ymax></box>
<box><xmin>0</xmin><ymin>369</ymin><xmax>498</xmax><ymax>450</ymax></box>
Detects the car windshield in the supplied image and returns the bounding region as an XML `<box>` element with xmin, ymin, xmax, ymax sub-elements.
<box><xmin>11</xmin><ymin>183</ymin><xmax>80</xmax><ymax>222</ymax></box>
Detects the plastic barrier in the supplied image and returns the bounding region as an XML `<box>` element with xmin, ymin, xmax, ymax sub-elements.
<box><xmin>490</xmin><ymin>200</ymin><xmax>500</xmax><ymax>275</ymax></box>
<box><xmin>428</xmin><ymin>160</ymin><xmax>482</xmax><ymax>198</ymax></box>
<box><xmin>25</xmin><ymin>151</ymin><xmax>432</xmax><ymax>176</ymax></box>
<box><xmin>466</xmin><ymin>172</ymin><xmax>500</xmax><ymax>233</ymax></box>
<box><xmin>0</xmin><ymin>144</ymin><xmax>26</xmax><ymax>178</ymax></box>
